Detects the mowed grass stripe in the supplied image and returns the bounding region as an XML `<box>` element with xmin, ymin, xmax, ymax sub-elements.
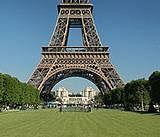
<box><xmin>96</xmin><ymin>110</ymin><xmax>159</xmax><ymax>137</ymax></box>
<box><xmin>24</xmin><ymin>110</ymin><xmax>67</xmax><ymax>137</ymax></box>
<box><xmin>0</xmin><ymin>110</ymin><xmax>64</xmax><ymax>137</ymax></box>
<box><xmin>0</xmin><ymin>109</ymin><xmax>160</xmax><ymax>137</ymax></box>
<box><xmin>96</xmin><ymin>110</ymin><xmax>137</xmax><ymax>136</ymax></box>
<box><xmin>62</xmin><ymin>112</ymin><xmax>86</xmax><ymax>137</ymax></box>
<box><xmin>22</xmin><ymin>110</ymin><xmax>62</xmax><ymax>137</ymax></box>
<box><xmin>89</xmin><ymin>110</ymin><xmax>123</xmax><ymax>137</ymax></box>
<box><xmin>96</xmin><ymin>110</ymin><xmax>144</xmax><ymax>136</ymax></box>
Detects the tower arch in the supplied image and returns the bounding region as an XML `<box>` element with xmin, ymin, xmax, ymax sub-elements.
<box><xmin>40</xmin><ymin>67</ymin><xmax>111</xmax><ymax>95</ymax></box>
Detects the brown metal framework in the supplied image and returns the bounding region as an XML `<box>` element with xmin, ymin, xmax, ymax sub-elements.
<box><xmin>28</xmin><ymin>0</ymin><xmax>124</xmax><ymax>96</ymax></box>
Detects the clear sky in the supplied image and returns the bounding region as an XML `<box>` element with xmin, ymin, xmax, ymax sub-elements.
<box><xmin>0</xmin><ymin>0</ymin><xmax>160</xmax><ymax>93</ymax></box>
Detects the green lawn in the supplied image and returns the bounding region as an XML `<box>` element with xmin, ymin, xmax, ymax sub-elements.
<box><xmin>0</xmin><ymin>109</ymin><xmax>160</xmax><ymax>137</ymax></box>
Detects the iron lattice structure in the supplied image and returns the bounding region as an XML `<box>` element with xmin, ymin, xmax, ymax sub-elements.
<box><xmin>28</xmin><ymin>0</ymin><xmax>124</xmax><ymax>96</ymax></box>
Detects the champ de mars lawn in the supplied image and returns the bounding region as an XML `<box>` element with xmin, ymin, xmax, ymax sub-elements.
<box><xmin>0</xmin><ymin>109</ymin><xmax>160</xmax><ymax>137</ymax></box>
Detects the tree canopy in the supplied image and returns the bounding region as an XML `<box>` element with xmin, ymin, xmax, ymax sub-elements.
<box><xmin>124</xmin><ymin>79</ymin><xmax>150</xmax><ymax>111</ymax></box>
<box><xmin>99</xmin><ymin>79</ymin><xmax>151</xmax><ymax>111</ymax></box>
<box><xmin>149</xmin><ymin>71</ymin><xmax>160</xmax><ymax>104</ymax></box>
<box><xmin>0</xmin><ymin>73</ymin><xmax>40</xmax><ymax>109</ymax></box>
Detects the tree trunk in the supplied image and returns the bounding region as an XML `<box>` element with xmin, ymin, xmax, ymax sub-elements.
<box><xmin>141</xmin><ymin>97</ymin><xmax>144</xmax><ymax>111</ymax></box>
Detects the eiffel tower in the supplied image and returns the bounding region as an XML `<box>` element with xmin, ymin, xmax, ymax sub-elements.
<box><xmin>28</xmin><ymin>0</ymin><xmax>124</xmax><ymax>98</ymax></box>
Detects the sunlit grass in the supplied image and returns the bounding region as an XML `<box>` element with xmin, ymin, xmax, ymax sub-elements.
<box><xmin>0</xmin><ymin>109</ymin><xmax>159</xmax><ymax>137</ymax></box>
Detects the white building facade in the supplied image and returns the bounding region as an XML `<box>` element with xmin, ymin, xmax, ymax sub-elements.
<box><xmin>55</xmin><ymin>87</ymin><xmax>98</xmax><ymax>105</ymax></box>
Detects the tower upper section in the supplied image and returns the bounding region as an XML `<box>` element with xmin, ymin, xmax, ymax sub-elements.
<box><xmin>49</xmin><ymin>0</ymin><xmax>102</xmax><ymax>47</ymax></box>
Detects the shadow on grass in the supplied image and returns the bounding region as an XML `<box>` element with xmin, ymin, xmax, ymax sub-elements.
<box><xmin>134</xmin><ymin>111</ymin><xmax>160</xmax><ymax>115</ymax></box>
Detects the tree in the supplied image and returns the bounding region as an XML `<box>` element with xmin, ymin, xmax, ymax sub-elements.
<box><xmin>0</xmin><ymin>73</ymin><xmax>40</xmax><ymax>110</ymax></box>
<box><xmin>103</xmin><ymin>92</ymin><xmax>112</xmax><ymax>108</ymax></box>
<box><xmin>40</xmin><ymin>92</ymin><xmax>55</xmax><ymax>102</ymax></box>
<box><xmin>124</xmin><ymin>79</ymin><xmax>150</xmax><ymax>111</ymax></box>
<box><xmin>111</xmin><ymin>88</ymin><xmax>124</xmax><ymax>107</ymax></box>
<box><xmin>2</xmin><ymin>74</ymin><xmax>12</xmax><ymax>106</ymax></box>
<box><xmin>101</xmin><ymin>88</ymin><xmax>124</xmax><ymax>109</ymax></box>
<box><xmin>0</xmin><ymin>73</ymin><xmax>3</xmax><ymax>110</ymax></box>
<box><xmin>94</xmin><ymin>93</ymin><xmax>103</xmax><ymax>105</ymax></box>
<box><xmin>20</xmin><ymin>83</ymin><xmax>40</xmax><ymax>108</ymax></box>
<box><xmin>149</xmin><ymin>71</ymin><xmax>160</xmax><ymax>104</ymax></box>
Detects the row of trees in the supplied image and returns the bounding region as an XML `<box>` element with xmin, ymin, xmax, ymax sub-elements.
<box><xmin>0</xmin><ymin>73</ymin><xmax>40</xmax><ymax>110</ymax></box>
<box><xmin>95</xmin><ymin>71</ymin><xmax>160</xmax><ymax>112</ymax></box>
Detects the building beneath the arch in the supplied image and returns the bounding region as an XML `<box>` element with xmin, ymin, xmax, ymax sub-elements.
<box><xmin>81</xmin><ymin>87</ymin><xmax>98</xmax><ymax>100</ymax></box>
<box><xmin>54</xmin><ymin>87</ymin><xmax>98</xmax><ymax>104</ymax></box>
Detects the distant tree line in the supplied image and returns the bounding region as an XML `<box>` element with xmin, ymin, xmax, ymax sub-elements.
<box><xmin>95</xmin><ymin>71</ymin><xmax>160</xmax><ymax>112</ymax></box>
<box><xmin>69</xmin><ymin>93</ymin><xmax>82</xmax><ymax>97</ymax></box>
<box><xmin>0</xmin><ymin>73</ymin><xmax>40</xmax><ymax>111</ymax></box>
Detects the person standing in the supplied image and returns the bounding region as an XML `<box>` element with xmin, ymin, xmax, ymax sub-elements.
<box><xmin>60</xmin><ymin>104</ymin><xmax>63</xmax><ymax>112</ymax></box>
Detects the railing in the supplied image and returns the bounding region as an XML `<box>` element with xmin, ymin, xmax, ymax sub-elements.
<box><xmin>61</xmin><ymin>0</ymin><xmax>91</xmax><ymax>4</ymax></box>
<box><xmin>42</xmin><ymin>46</ymin><xmax>109</xmax><ymax>53</ymax></box>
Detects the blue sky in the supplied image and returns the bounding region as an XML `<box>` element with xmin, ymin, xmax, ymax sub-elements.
<box><xmin>0</xmin><ymin>0</ymin><xmax>160</xmax><ymax>92</ymax></box>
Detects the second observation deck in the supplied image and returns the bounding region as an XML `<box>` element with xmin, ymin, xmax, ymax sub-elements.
<box><xmin>42</xmin><ymin>46</ymin><xmax>109</xmax><ymax>53</ymax></box>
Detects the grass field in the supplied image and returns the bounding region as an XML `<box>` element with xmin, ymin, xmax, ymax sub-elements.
<box><xmin>0</xmin><ymin>109</ymin><xmax>160</xmax><ymax>137</ymax></box>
